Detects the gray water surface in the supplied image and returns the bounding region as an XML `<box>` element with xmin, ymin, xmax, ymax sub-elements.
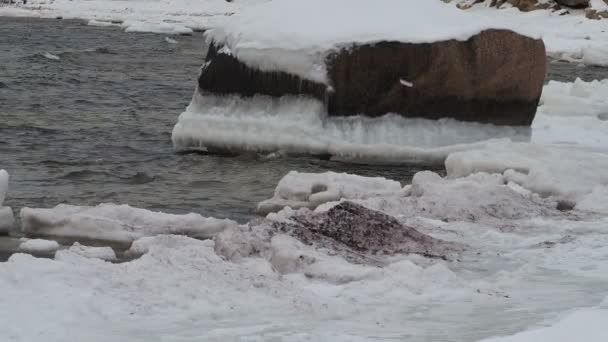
<box><xmin>0</xmin><ymin>17</ymin><xmax>435</xmax><ymax>225</ymax></box>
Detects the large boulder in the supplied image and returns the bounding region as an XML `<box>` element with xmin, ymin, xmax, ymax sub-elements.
<box><xmin>199</xmin><ymin>29</ymin><xmax>545</xmax><ymax>126</ymax></box>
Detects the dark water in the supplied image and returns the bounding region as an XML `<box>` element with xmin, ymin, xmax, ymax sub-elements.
<box><xmin>0</xmin><ymin>17</ymin><xmax>434</xmax><ymax>225</ymax></box>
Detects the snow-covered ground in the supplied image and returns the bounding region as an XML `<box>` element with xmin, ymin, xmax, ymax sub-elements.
<box><xmin>2</xmin><ymin>1</ymin><xmax>608</xmax><ymax>341</ymax></box>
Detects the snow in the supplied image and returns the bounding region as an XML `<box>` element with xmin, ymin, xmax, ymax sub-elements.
<box><xmin>20</xmin><ymin>203</ymin><xmax>237</xmax><ymax>243</ymax></box>
<box><xmin>478</xmin><ymin>305</ymin><xmax>608</xmax><ymax>342</ymax></box>
<box><xmin>257</xmin><ymin>171</ymin><xmax>402</xmax><ymax>214</ymax></box>
<box><xmin>445</xmin><ymin>142</ymin><xmax>608</xmax><ymax>212</ymax></box>
<box><xmin>0</xmin><ymin>170</ymin><xmax>14</xmax><ymax>234</ymax></box>
<box><xmin>539</xmin><ymin>78</ymin><xmax>608</xmax><ymax>119</ymax></box>
<box><xmin>204</xmin><ymin>0</ymin><xmax>536</xmax><ymax>83</ymax></box>
<box><xmin>18</xmin><ymin>239</ymin><xmax>61</xmax><ymax>253</ymax></box>
<box><xmin>58</xmin><ymin>242</ymin><xmax>117</xmax><ymax>261</ymax></box>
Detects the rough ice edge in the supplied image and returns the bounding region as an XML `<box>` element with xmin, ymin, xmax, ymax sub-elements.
<box><xmin>204</xmin><ymin>0</ymin><xmax>540</xmax><ymax>83</ymax></box>
<box><xmin>20</xmin><ymin>203</ymin><xmax>238</xmax><ymax>243</ymax></box>
<box><xmin>56</xmin><ymin>242</ymin><xmax>117</xmax><ymax>261</ymax></box>
<box><xmin>445</xmin><ymin>142</ymin><xmax>608</xmax><ymax>212</ymax></box>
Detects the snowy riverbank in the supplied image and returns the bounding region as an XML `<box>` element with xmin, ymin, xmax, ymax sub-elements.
<box><xmin>2</xmin><ymin>0</ymin><xmax>608</xmax><ymax>66</ymax></box>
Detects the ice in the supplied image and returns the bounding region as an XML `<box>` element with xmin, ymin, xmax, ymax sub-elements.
<box><xmin>0</xmin><ymin>170</ymin><xmax>14</xmax><ymax>234</ymax></box>
<box><xmin>463</xmin><ymin>5</ymin><xmax>608</xmax><ymax>67</ymax></box>
<box><xmin>445</xmin><ymin>142</ymin><xmax>608</xmax><ymax>212</ymax></box>
<box><xmin>173</xmin><ymin>93</ymin><xmax>530</xmax><ymax>163</ymax></box>
<box><xmin>257</xmin><ymin>171</ymin><xmax>402</xmax><ymax>214</ymax></box>
<box><xmin>539</xmin><ymin>78</ymin><xmax>608</xmax><ymax>119</ymax></box>
<box><xmin>165</xmin><ymin>37</ymin><xmax>178</xmax><ymax>44</ymax></box>
<box><xmin>204</xmin><ymin>0</ymin><xmax>535</xmax><ymax>83</ymax></box>
<box><xmin>20</xmin><ymin>203</ymin><xmax>237</xmax><ymax>243</ymax></box>
<box><xmin>18</xmin><ymin>239</ymin><xmax>61</xmax><ymax>253</ymax></box>
<box><xmin>478</xmin><ymin>304</ymin><xmax>608</xmax><ymax>342</ymax></box>
<box><xmin>57</xmin><ymin>242</ymin><xmax>117</xmax><ymax>261</ymax></box>
<box><xmin>42</xmin><ymin>52</ymin><xmax>60</xmax><ymax>60</ymax></box>
<box><xmin>123</xmin><ymin>21</ymin><xmax>193</xmax><ymax>35</ymax></box>
<box><xmin>87</xmin><ymin>19</ymin><xmax>121</xmax><ymax>27</ymax></box>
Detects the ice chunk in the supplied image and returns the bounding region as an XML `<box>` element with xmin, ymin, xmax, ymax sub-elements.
<box><xmin>445</xmin><ymin>142</ymin><xmax>608</xmax><ymax>211</ymax></box>
<box><xmin>164</xmin><ymin>37</ymin><xmax>178</xmax><ymax>44</ymax></box>
<box><xmin>539</xmin><ymin>79</ymin><xmax>608</xmax><ymax>119</ymax></box>
<box><xmin>127</xmin><ymin>234</ymin><xmax>210</xmax><ymax>256</ymax></box>
<box><xmin>42</xmin><ymin>52</ymin><xmax>60</xmax><ymax>60</ymax></box>
<box><xmin>19</xmin><ymin>239</ymin><xmax>61</xmax><ymax>253</ymax></box>
<box><xmin>257</xmin><ymin>171</ymin><xmax>402</xmax><ymax>214</ymax></box>
<box><xmin>57</xmin><ymin>242</ymin><xmax>117</xmax><ymax>261</ymax></box>
<box><xmin>20</xmin><ymin>203</ymin><xmax>237</xmax><ymax>243</ymax></box>
<box><xmin>0</xmin><ymin>170</ymin><xmax>14</xmax><ymax>234</ymax></box>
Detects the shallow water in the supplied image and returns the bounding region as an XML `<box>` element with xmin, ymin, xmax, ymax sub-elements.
<box><xmin>0</xmin><ymin>17</ymin><xmax>435</xmax><ymax>225</ymax></box>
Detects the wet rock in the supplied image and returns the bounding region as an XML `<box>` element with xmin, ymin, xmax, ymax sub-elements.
<box><xmin>200</xmin><ymin>29</ymin><xmax>545</xmax><ymax>126</ymax></box>
<box><xmin>272</xmin><ymin>202</ymin><xmax>458</xmax><ymax>261</ymax></box>
<box><xmin>555</xmin><ymin>0</ymin><xmax>589</xmax><ymax>8</ymax></box>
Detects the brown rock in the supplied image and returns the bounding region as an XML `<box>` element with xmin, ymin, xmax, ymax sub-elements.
<box><xmin>199</xmin><ymin>29</ymin><xmax>546</xmax><ymax>126</ymax></box>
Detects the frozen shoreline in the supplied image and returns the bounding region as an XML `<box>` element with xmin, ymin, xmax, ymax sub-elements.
<box><xmin>1</xmin><ymin>4</ymin><xmax>608</xmax><ymax>341</ymax></box>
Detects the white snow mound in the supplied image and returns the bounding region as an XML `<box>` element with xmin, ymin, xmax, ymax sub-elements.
<box><xmin>20</xmin><ymin>203</ymin><xmax>237</xmax><ymax>243</ymax></box>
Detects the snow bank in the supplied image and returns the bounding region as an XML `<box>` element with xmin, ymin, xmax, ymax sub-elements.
<box><xmin>20</xmin><ymin>203</ymin><xmax>237</xmax><ymax>243</ymax></box>
<box><xmin>0</xmin><ymin>170</ymin><xmax>15</xmax><ymax>234</ymax></box>
<box><xmin>257</xmin><ymin>171</ymin><xmax>402</xmax><ymax>214</ymax></box>
<box><xmin>539</xmin><ymin>78</ymin><xmax>608</xmax><ymax>119</ymax></box>
<box><xmin>445</xmin><ymin>143</ymin><xmax>608</xmax><ymax>212</ymax></box>
<box><xmin>173</xmin><ymin>94</ymin><xmax>530</xmax><ymax>164</ymax></box>
<box><xmin>479</xmin><ymin>305</ymin><xmax>608</xmax><ymax>342</ymax></box>
<box><xmin>205</xmin><ymin>0</ymin><xmax>536</xmax><ymax>83</ymax></box>
<box><xmin>18</xmin><ymin>239</ymin><xmax>61</xmax><ymax>253</ymax></box>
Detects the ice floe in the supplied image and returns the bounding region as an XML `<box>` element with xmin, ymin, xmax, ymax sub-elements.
<box><xmin>20</xmin><ymin>203</ymin><xmax>237</xmax><ymax>243</ymax></box>
<box><xmin>18</xmin><ymin>239</ymin><xmax>61</xmax><ymax>253</ymax></box>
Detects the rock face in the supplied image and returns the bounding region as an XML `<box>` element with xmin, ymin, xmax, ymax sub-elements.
<box><xmin>199</xmin><ymin>29</ymin><xmax>546</xmax><ymax>126</ymax></box>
